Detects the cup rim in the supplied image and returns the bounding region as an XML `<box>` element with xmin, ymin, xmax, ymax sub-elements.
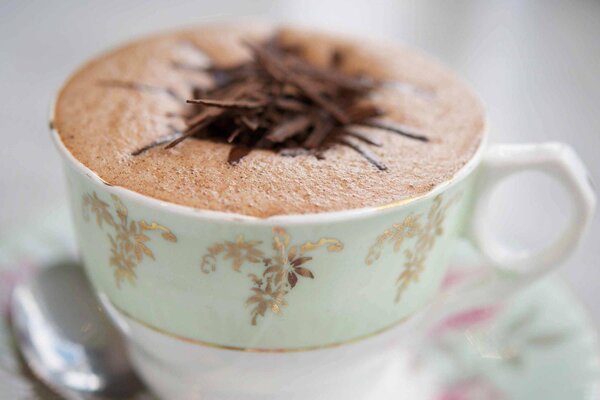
<box><xmin>50</xmin><ymin>110</ymin><xmax>487</xmax><ymax>225</ymax></box>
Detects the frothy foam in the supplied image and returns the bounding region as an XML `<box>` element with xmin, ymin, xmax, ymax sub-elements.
<box><xmin>53</xmin><ymin>23</ymin><xmax>484</xmax><ymax>217</ymax></box>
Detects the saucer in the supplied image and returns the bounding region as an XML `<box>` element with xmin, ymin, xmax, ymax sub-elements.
<box><xmin>417</xmin><ymin>274</ymin><xmax>600</xmax><ymax>399</ymax></box>
<box><xmin>0</xmin><ymin>208</ymin><xmax>598</xmax><ymax>399</ymax></box>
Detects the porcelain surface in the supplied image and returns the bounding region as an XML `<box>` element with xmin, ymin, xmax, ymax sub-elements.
<box><xmin>0</xmin><ymin>212</ymin><xmax>598</xmax><ymax>399</ymax></box>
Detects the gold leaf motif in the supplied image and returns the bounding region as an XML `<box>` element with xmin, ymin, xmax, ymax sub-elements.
<box><xmin>300</xmin><ymin>238</ymin><xmax>344</xmax><ymax>253</ymax></box>
<box><xmin>200</xmin><ymin>243</ymin><xmax>225</xmax><ymax>274</ymax></box>
<box><xmin>82</xmin><ymin>192</ymin><xmax>177</xmax><ymax>287</ymax></box>
<box><xmin>365</xmin><ymin>229</ymin><xmax>393</xmax><ymax>266</ymax></box>
<box><xmin>139</xmin><ymin>221</ymin><xmax>177</xmax><ymax>242</ymax></box>
<box><xmin>287</xmin><ymin>245</ymin><xmax>298</xmax><ymax>261</ymax></box>
<box><xmin>220</xmin><ymin>235</ymin><xmax>264</xmax><ymax>272</ymax></box>
<box><xmin>83</xmin><ymin>192</ymin><xmax>113</xmax><ymax>228</ymax></box>
<box><xmin>202</xmin><ymin>227</ymin><xmax>342</xmax><ymax>326</ymax></box>
<box><xmin>392</xmin><ymin>214</ymin><xmax>421</xmax><ymax>251</ymax></box>
<box><xmin>366</xmin><ymin>194</ymin><xmax>461</xmax><ymax>303</ymax></box>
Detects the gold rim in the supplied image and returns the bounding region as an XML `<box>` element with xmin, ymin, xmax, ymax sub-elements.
<box><xmin>109</xmin><ymin>301</ymin><xmax>414</xmax><ymax>353</ymax></box>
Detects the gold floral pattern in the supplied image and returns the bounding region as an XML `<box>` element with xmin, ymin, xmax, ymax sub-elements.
<box><xmin>201</xmin><ymin>227</ymin><xmax>343</xmax><ymax>325</ymax></box>
<box><xmin>82</xmin><ymin>192</ymin><xmax>176</xmax><ymax>287</ymax></box>
<box><xmin>366</xmin><ymin>194</ymin><xmax>460</xmax><ymax>303</ymax></box>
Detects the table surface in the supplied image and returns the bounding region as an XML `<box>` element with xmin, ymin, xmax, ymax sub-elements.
<box><xmin>1</xmin><ymin>0</ymin><xmax>599</xmax><ymax>321</ymax></box>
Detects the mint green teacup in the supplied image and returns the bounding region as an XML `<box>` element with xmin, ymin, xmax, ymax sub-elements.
<box><xmin>52</xmin><ymin>119</ymin><xmax>595</xmax><ymax>398</ymax></box>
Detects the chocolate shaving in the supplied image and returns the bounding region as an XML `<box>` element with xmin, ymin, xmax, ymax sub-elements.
<box><xmin>337</xmin><ymin>137</ymin><xmax>387</xmax><ymax>171</ymax></box>
<box><xmin>227</xmin><ymin>127</ymin><xmax>242</xmax><ymax>143</ymax></box>
<box><xmin>122</xmin><ymin>37</ymin><xmax>430</xmax><ymax>168</ymax></box>
<box><xmin>343</xmin><ymin>129</ymin><xmax>382</xmax><ymax>147</ymax></box>
<box><xmin>165</xmin><ymin>111</ymin><xmax>218</xmax><ymax>149</ymax></box>
<box><xmin>274</xmin><ymin>97</ymin><xmax>308</xmax><ymax>112</ymax></box>
<box><xmin>347</xmin><ymin>103</ymin><xmax>383</xmax><ymax>122</ymax></box>
<box><xmin>279</xmin><ymin>147</ymin><xmax>313</xmax><ymax>157</ymax></box>
<box><xmin>267</xmin><ymin>115</ymin><xmax>312</xmax><ymax>143</ymax></box>
<box><xmin>362</xmin><ymin>119</ymin><xmax>429</xmax><ymax>142</ymax></box>
<box><xmin>240</xmin><ymin>115</ymin><xmax>260</xmax><ymax>131</ymax></box>
<box><xmin>285</xmin><ymin>57</ymin><xmax>372</xmax><ymax>92</ymax></box>
<box><xmin>185</xmin><ymin>106</ymin><xmax>224</xmax><ymax>127</ymax></box>
<box><xmin>132</xmin><ymin>130</ymin><xmax>183</xmax><ymax>156</ymax></box>
<box><xmin>247</xmin><ymin>42</ymin><xmax>351</xmax><ymax>124</ymax></box>
<box><xmin>228</xmin><ymin>146</ymin><xmax>252</xmax><ymax>165</ymax></box>
<box><xmin>303</xmin><ymin>117</ymin><xmax>334</xmax><ymax>149</ymax></box>
<box><xmin>286</xmin><ymin>72</ymin><xmax>350</xmax><ymax>124</ymax></box>
<box><xmin>186</xmin><ymin>98</ymin><xmax>267</xmax><ymax>109</ymax></box>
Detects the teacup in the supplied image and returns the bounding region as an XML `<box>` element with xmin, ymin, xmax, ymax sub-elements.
<box><xmin>52</xmin><ymin>110</ymin><xmax>595</xmax><ymax>399</ymax></box>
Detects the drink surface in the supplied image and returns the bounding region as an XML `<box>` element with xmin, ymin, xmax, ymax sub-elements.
<box><xmin>53</xmin><ymin>23</ymin><xmax>484</xmax><ymax>217</ymax></box>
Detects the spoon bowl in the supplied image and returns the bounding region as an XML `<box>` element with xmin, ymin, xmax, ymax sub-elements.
<box><xmin>10</xmin><ymin>260</ymin><xmax>143</xmax><ymax>399</ymax></box>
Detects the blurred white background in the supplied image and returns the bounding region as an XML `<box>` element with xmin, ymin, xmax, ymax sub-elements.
<box><xmin>1</xmin><ymin>1</ymin><xmax>599</xmax><ymax>319</ymax></box>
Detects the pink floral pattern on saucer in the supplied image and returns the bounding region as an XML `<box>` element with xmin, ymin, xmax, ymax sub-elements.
<box><xmin>438</xmin><ymin>378</ymin><xmax>504</xmax><ymax>400</ymax></box>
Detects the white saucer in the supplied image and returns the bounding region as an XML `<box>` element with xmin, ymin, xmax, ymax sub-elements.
<box><xmin>0</xmin><ymin>208</ymin><xmax>598</xmax><ymax>399</ymax></box>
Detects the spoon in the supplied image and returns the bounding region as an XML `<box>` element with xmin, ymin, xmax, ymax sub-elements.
<box><xmin>10</xmin><ymin>260</ymin><xmax>144</xmax><ymax>399</ymax></box>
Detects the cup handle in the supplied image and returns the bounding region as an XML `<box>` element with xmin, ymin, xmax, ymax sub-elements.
<box><xmin>435</xmin><ymin>143</ymin><xmax>596</xmax><ymax>314</ymax></box>
<box><xmin>469</xmin><ymin>143</ymin><xmax>595</xmax><ymax>286</ymax></box>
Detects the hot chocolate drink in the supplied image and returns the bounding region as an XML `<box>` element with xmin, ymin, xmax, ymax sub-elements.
<box><xmin>53</xmin><ymin>23</ymin><xmax>484</xmax><ymax>217</ymax></box>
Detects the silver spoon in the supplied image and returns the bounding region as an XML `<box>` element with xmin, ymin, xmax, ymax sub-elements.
<box><xmin>10</xmin><ymin>260</ymin><xmax>144</xmax><ymax>399</ymax></box>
